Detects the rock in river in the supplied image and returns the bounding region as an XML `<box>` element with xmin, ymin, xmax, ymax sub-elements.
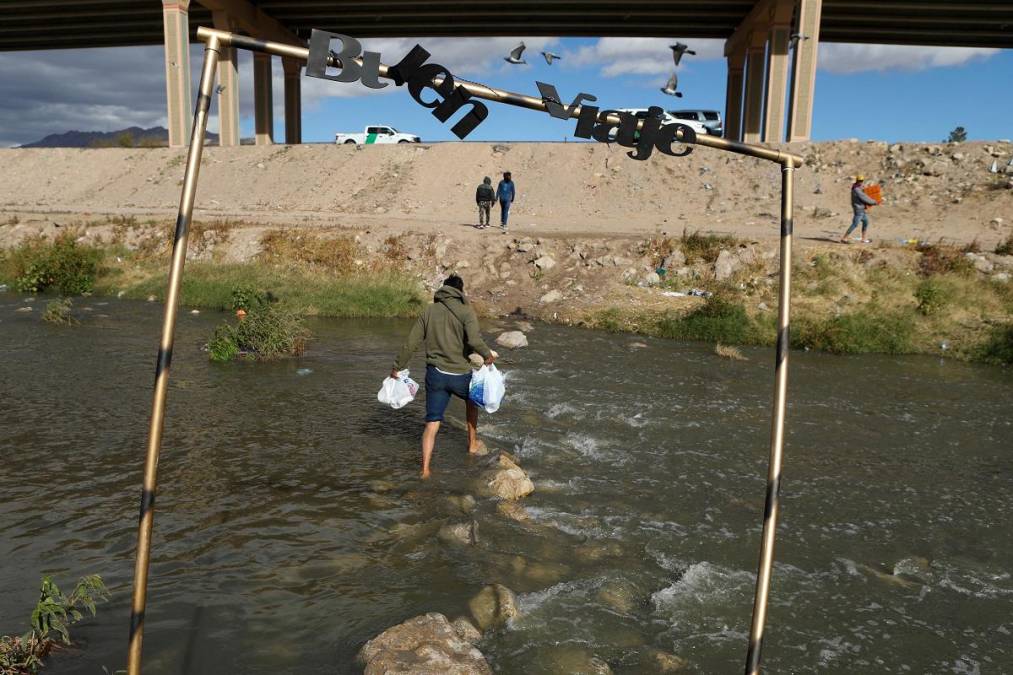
<box><xmin>476</xmin><ymin>454</ymin><xmax>534</xmax><ymax>501</ymax></box>
<box><xmin>438</xmin><ymin>520</ymin><xmax>479</xmax><ymax>546</ymax></box>
<box><xmin>358</xmin><ymin>612</ymin><xmax>491</xmax><ymax>675</ymax></box>
<box><xmin>496</xmin><ymin>330</ymin><xmax>528</xmax><ymax>349</ymax></box>
<box><xmin>468</xmin><ymin>583</ymin><xmax>520</xmax><ymax>631</ymax></box>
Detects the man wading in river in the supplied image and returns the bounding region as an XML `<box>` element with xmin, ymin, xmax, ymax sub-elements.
<box><xmin>391</xmin><ymin>274</ymin><xmax>496</xmax><ymax>478</ymax></box>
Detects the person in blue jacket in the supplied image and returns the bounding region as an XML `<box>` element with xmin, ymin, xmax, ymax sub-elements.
<box><xmin>496</xmin><ymin>171</ymin><xmax>516</xmax><ymax>232</ymax></box>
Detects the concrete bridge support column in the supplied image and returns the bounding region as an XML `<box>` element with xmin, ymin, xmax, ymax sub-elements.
<box><xmin>253</xmin><ymin>51</ymin><xmax>274</xmax><ymax>145</ymax></box>
<box><xmin>283</xmin><ymin>57</ymin><xmax>302</xmax><ymax>144</ymax></box>
<box><xmin>787</xmin><ymin>0</ymin><xmax>823</xmax><ymax>142</ymax></box>
<box><xmin>161</xmin><ymin>0</ymin><xmax>192</xmax><ymax>147</ymax></box>
<box><xmin>724</xmin><ymin>46</ymin><xmax>746</xmax><ymax>141</ymax></box>
<box><xmin>212</xmin><ymin>11</ymin><xmax>240</xmax><ymax>146</ymax></box>
<box><xmin>741</xmin><ymin>32</ymin><xmax>767</xmax><ymax>144</ymax></box>
<box><xmin>764</xmin><ymin>22</ymin><xmax>791</xmax><ymax>142</ymax></box>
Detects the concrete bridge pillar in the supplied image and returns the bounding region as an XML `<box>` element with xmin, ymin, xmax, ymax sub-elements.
<box><xmin>253</xmin><ymin>52</ymin><xmax>274</xmax><ymax>145</ymax></box>
<box><xmin>741</xmin><ymin>31</ymin><xmax>767</xmax><ymax>144</ymax></box>
<box><xmin>161</xmin><ymin>0</ymin><xmax>192</xmax><ymax>147</ymax></box>
<box><xmin>787</xmin><ymin>0</ymin><xmax>823</xmax><ymax>142</ymax></box>
<box><xmin>212</xmin><ymin>10</ymin><xmax>240</xmax><ymax>146</ymax></box>
<box><xmin>764</xmin><ymin>21</ymin><xmax>791</xmax><ymax>142</ymax></box>
<box><xmin>283</xmin><ymin>57</ymin><xmax>302</xmax><ymax>144</ymax></box>
<box><xmin>724</xmin><ymin>46</ymin><xmax>746</xmax><ymax>141</ymax></box>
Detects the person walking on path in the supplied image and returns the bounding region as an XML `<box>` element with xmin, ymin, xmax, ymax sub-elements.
<box><xmin>475</xmin><ymin>176</ymin><xmax>495</xmax><ymax>229</ymax></box>
<box><xmin>841</xmin><ymin>175</ymin><xmax>878</xmax><ymax>244</ymax></box>
<box><xmin>496</xmin><ymin>171</ymin><xmax>516</xmax><ymax>232</ymax></box>
<box><xmin>391</xmin><ymin>274</ymin><xmax>496</xmax><ymax>479</ymax></box>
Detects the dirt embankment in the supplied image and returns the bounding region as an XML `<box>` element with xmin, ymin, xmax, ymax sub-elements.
<box><xmin>1</xmin><ymin>140</ymin><xmax>1010</xmax><ymax>246</ymax></box>
<box><xmin>1</xmin><ymin>142</ymin><xmax>1011</xmax><ymax>362</ymax></box>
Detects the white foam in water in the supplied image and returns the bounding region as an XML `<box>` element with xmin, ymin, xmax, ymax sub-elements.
<box><xmin>545</xmin><ymin>402</ymin><xmax>580</xmax><ymax>419</ymax></box>
<box><xmin>651</xmin><ymin>561</ymin><xmax>755</xmax><ymax>634</ymax></box>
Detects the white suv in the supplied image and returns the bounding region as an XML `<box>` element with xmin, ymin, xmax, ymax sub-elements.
<box><xmin>614</xmin><ymin>108</ymin><xmax>710</xmax><ymax>136</ymax></box>
<box><xmin>668</xmin><ymin>110</ymin><xmax>723</xmax><ymax>136</ymax></box>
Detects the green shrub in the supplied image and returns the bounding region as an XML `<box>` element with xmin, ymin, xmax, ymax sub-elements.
<box><xmin>680</xmin><ymin>229</ymin><xmax>738</xmax><ymax>264</ymax></box>
<box><xmin>655</xmin><ymin>295</ymin><xmax>761</xmax><ymax>344</ymax></box>
<box><xmin>230</xmin><ymin>285</ymin><xmax>270</xmax><ymax>312</ymax></box>
<box><xmin>208</xmin><ymin>304</ymin><xmax>309</xmax><ymax>362</ymax></box>
<box><xmin>42</xmin><ymin>298</ymin><xmax>76</xmax><ymax>325</ymax></box>
<box><xmin>0</xmin><ymin>575</ymin><xmax>108</xmax><ymax>674</ymax></box>
<box><xmin>793</xmin><ymin>308</ymin><xmax>915</xmax><ymax>354</ymax></box>
<box><xmin>917</xmin><ymin>244</ymin><xmax>973</xmax><ymax>277</ymax></box>
<box><xmin>973</xmin><ymin>323</ymin><xmax>1013</xmax><ymax>366</ymax></box>
<box><xmin>7</xmin><ymin>236</ymin><xmax>101</xmax><ymax>295</ymax></box>
<box><xmin>914</xmin><ymin>279</ymin><xmax>951</xmax><ymax>316</ymax></box>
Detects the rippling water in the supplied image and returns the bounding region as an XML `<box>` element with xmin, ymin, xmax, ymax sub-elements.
<box><xmin>1</xmin><ymin>293</ymin><xmax>1011</xmax><ymax>674</ymax></box>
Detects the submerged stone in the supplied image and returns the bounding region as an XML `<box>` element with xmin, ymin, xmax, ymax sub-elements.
<box><xmin>531</xmin><ymin>646</ymin><xmax>612</xmax><ymax>675</ymax></box>
<box><xmin>596</xmin><ymin>578</ymin><xmax>643</xmax><ymax>615</ymax></box>
<box><xmin>496</xmin><ymin>500</ymin><xmax>531</xmax><ymax>522</ymax></box>
<box><xmin>438</xmin><ymin>520</ymin><xmax>479</xmax><ymax>546</ymax></box>
<box><xmin>468</xmin><ymin>583</ymin><xmax>519</xmax><ymax>631</ymax></box>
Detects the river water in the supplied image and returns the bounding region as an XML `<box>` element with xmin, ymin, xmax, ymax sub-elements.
<box><xmin>1</xmin><ymin>293</ymin><xmax>1011</xmax><ymax>674</ymax></box>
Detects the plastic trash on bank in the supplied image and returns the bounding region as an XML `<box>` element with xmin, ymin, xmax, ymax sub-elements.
<box><xmin>469</xmin><ymin>364</ymin><xmax>506</xmax><ymax>414</ymax></box>
<box><xmin>378</xmin><ymin>369</ymin><xmax>419</xmax><ymax>409</ymax></box>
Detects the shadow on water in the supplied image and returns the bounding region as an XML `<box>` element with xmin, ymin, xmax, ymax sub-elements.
<box><xmin>0</xmin><ymin>293</ymin><xmax>1011</xmax><ymax>674</ymax></box>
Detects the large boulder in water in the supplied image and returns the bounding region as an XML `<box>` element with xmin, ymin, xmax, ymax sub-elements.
<box><xmin>496</xmin><ymin>331</ymin><xmax>528</xmax><ymax>349</ymax></box>
<box><xmin>357</xmin><ymin>612</ymin><xmax>491</xmax><ymax>675</ymax></box>
<box><xmin>476</xmin><ymin>454</ymin><xmax>534</xmax><ymax>501</ymax></box>
<box><xmin>468</xmin><ymin>583</ymin><xmax>520</xmax><ymax>631</ymax></box>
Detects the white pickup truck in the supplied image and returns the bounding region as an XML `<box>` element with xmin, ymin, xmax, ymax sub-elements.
<box><xmin>334</xmin><ymin>125</ymin><xmax>421</xmax><ymax>145</ymax></box>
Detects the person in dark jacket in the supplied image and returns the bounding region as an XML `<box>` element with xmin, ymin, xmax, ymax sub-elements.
<box><xmin>841</xmin><ymin>175</ymin><xmax>878</xmax><ymax>243</ymax></box>
<box><xmin>496</xmin><ymin>171</ymin><xmax>516</xmax><ymax>232</ymax></box>
<box><xmin>475</xmin><ymin>176</ymin><xmax>495</xmax><ymax>229</ymax></box>
<box><xmin>391</xmin><ymin>274</ymin><xmax>496</xmax><ymax>478</ymax></box>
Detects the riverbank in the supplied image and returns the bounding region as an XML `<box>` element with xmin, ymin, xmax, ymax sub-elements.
<box><xmin>1</xmin><ymin>218</ymin><xmax>1011</xmax><ymax>365</ymax></box>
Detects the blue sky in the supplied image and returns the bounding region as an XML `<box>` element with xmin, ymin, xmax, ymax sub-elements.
<box><xmin>250</xmin><ymin>37</ymin><xmax>1013</xmax><ymax>144</ymax></box>
<box><xmin>0</xmin><ymin>36</ymin><xmax>1009</xmax><ymax>146</ymax></box>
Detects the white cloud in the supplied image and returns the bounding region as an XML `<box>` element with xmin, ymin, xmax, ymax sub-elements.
<box><xmin>566</xmin><ymin>37</ymin><xmax>724</xmax><ymax>77</ymax></box>
<box><xmin>818</xmin><ymin>43</ymin><xmax>999</xmax><ymax>74</ymax></box>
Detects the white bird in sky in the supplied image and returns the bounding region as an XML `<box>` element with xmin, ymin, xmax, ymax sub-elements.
<box><xmin>669</xmin><ymin>42</ymin><xmax>696</xmax><ymax>67</ymax></box>
<box><xmin>505</xmin><ymin>43</ymin><xmax>527</xmax><ymax>65</ymax></box>
<box><xmin>541</xmin><ymin>51</ymin><xmax>561</xmax><ymax>65</ymax></box>
<box><xmin>660</xmin><ymin>73</ymin><xmax>683</xmax><ymax>97</ymax></box>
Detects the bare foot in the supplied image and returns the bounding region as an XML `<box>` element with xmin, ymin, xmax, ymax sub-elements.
<box><xmin>421</xmin><ymin>470</ymin><xmax>431</xmax><ymax>480</ymax></box>
<box><xmin>468</xmin><ymin>441</ymin><xmax>488</xmax><ymax>456</ymax></box>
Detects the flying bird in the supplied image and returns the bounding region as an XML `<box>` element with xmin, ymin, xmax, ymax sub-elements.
<box><xmin>789</xmin><ymin>33</ymin><xmax>810</xmax><ymax>47</ymax></box>
<box><xmin>505</xmin><ymin>43</ymin><xmax>527</xmax><ymax>65</ymax></box>
<box><xmin>541</xmin><ymin>51</ymin><xmax>561</xmax><ymax>65</ymax></box>
<box><xmin>660</xmin><ymin>73</ymin><xmax>682</xmax><ymax>97</ymax></box>
<box><xmin>669</xmin><ymin>42</ymin><xmax>696</xmax><ymax>67</ymax></box>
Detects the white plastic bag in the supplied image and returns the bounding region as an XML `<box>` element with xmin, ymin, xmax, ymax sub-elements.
<box><xmin>378</xmin><ymin>369</ymin><xmax>419</xmax><ymax>409</ymax></box>
<box><xmin>469</xmin><ymin>364</ymin><xmax>505</xmax><ymax>413</ymax></box>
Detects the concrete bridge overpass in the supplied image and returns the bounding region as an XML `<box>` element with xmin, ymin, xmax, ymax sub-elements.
<box><xmin>2</xmin><ymin>0</ymin><xmax>1011</xmax><ymax>146</ymax></box>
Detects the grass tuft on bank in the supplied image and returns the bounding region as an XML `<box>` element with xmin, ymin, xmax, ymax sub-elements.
<box><xmin>101</xmin><ymin>263</ymin><xmax>424</xmax><ymax>318</ymax></box>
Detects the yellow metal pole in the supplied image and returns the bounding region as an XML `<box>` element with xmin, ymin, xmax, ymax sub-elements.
<box><xmin>744</xmin><ymin>164</ymin><xmax>794</xmax><ymax>674</ymax></box>
<box><xmin>125</xmin><ymin>27</ymin><xmax>803</xmax><ymax>674</ymax></box>
<box><xmin>127</xmin><ymin>37</ymin><xmax>221</xmax><ymax>675</ymax></box>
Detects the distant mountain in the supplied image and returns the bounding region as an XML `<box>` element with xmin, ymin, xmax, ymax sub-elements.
<box><xmin>20</xmin><ymin>126</ymin><xmax>219</xmax><ymax>148</ymax></box>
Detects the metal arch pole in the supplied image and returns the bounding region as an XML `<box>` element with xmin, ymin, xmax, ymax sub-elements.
<box><xmin>745</xmin><ymin>164</ymin><xmax>795</xmax><ymax>675</ymax></box>
<box><xmin>127</xmin><ymin>37</ymin><xmax>222</xmax><ymax>675</ymax></box>
<box><xmin>127</xmin><ymin>27</ymin><xmax>803</xmax><ymax>674</ymax></box>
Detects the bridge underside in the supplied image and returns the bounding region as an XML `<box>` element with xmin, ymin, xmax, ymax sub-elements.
<box><xmin>1</xmin><ymin>0</ymin><xmax>1010</xmax><ymax>145</ymax></box>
